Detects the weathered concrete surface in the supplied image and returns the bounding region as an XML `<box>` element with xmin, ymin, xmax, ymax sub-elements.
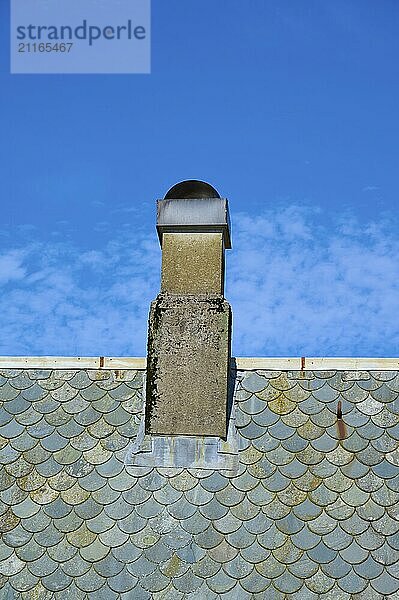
<box><xmin>146</xmin><ymin>294</ymin><xmax>231</xmax><ymax>437</ymax></box>
<box><xmin>161</xmin><ymin>232</ymin><xmax>224</xmax><ymax>295</ymax></box>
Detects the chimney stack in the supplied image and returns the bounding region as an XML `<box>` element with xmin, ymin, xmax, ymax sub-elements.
<box><xmin>145</xmin><ymin>180</ymin><xmax>232</xmax><ymax>438</ymax></box>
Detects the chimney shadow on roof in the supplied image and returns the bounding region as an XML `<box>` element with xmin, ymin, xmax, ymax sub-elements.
<box><xmin>226</xmin><ymin>358</ymin><xmax>237</xmax><ymax>440</ymax></box>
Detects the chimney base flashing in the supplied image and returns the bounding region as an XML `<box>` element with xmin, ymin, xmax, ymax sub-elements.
<box><xmin>127</xmin><ymin>403</ymin><xmax>238</xmax><ymax>475</ymax></box>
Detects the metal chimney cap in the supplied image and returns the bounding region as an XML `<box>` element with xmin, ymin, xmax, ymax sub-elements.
<box><xmin>164</xmin><ymin>180</ymin><xmax>221</xmax><ymax>200</ymax></box>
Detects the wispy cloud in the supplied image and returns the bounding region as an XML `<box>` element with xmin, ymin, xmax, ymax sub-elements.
<box><xmin>0</xmin><ymin>250</ymin><xmax>27</xmax><ymax>284</ymax></box>
<box><xmin>228</xmin><ymin>205</ymin><xmax>399</xmax><ymax>356</ymax></box>
<box><xmin>0</xmin><ymin>232</ymin><xmax>160</xmax><ymax>356</ymax></box>
<box><xmin>0</xmin><ymin>205</ymin><xmax>398</xmax><ymax>357</ymax></box>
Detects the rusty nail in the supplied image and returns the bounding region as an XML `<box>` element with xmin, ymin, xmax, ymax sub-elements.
<box><xmin>301</xmin><ymin>357</ymin><xmax>305</xmax><ymax>370</ymax></box>
<box><xmin>99</xmin><ymin>356</ymin><xmax>104</xmax><ymax>368</ymax></box>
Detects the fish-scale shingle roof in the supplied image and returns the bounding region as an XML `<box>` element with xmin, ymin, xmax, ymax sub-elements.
<box><xmin>0</xmin><ymin>365</ymin><xmax>398</xmax><ymax>598</ymax></box>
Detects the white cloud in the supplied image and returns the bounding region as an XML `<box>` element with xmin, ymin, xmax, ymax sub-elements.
<box><xmin>227</xmin><ymin>206</ymin><xmax>399</xmax><ymax>356</ymax></box>
<box><xmin>0</xmin><ymin>206</ymin><xmax>398</xmax><ymax>357</ymax></box>
<box><xmin>0</xmin><ymin>232</ymin><xmax>160</xmax><ymax>356</ymax></box>
<box><xmin>0</xmin><ymin>250</ymin><xmax>27</xmax><ymax>284</ymax></box>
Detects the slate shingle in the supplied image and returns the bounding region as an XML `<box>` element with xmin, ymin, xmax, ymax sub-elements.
<box><xmin>0</xmin><ymin>367</ymin><xmax>398</xmax><ymax>598</ymax></box>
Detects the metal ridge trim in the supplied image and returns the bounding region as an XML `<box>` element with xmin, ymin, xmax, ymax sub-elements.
<box><xmin>0</xmin><ymin>356</ymin><xmax>398</xmax><ymax>371</ymax></box>
<box><xmin>0</xmin><ymin>356</ymin><xmax>147</xmax><ymax>369</ymax></box>
<box><xmin>235</xmin><ymin>357</ymin><xmax>399</xmax><ymax>371</ymax></box>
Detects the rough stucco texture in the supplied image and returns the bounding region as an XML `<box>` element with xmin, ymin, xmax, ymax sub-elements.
<box><xmin>146</xmin><ymin>294</ymin><xmax>231</xmax><ymax>437</ymax></box>
<box><xmin>0</xmin><ymin>367</ymin><xmax>398</xmax><ymax>598</ymax></box>
<box><xmin>161</xmin><ymin>233</ymin><xmax>224</xmax><ymax>295</ymax></box>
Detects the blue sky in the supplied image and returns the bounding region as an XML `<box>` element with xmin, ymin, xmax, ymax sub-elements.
<box><xmin>0</xmin><ymin>0</ymin><xmax>398</xmax><ymax>357</ymax></box>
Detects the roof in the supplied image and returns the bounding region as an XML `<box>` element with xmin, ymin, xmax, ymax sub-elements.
<box><xmin>0</xmin><ymin>359</ymin><xmax>398</xmax><ymax>598</ymax></box>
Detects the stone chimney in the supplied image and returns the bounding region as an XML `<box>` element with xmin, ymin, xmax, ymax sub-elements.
<box><xmin>145</xmin><ymin>180</ymin><xmax>232</xmax><ymax>438</ymax></box>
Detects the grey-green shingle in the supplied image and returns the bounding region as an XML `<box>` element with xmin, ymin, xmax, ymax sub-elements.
<box><xmin>0</xmin><ymin>367</ymin><xmax>398</xmax><ymax>598</ymax></box>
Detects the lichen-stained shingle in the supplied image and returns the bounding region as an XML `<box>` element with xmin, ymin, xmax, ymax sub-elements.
<box><xmin>0</xmin><ymin>367</ymin><xmax>398</xmax><ymax>598</ymax></box>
